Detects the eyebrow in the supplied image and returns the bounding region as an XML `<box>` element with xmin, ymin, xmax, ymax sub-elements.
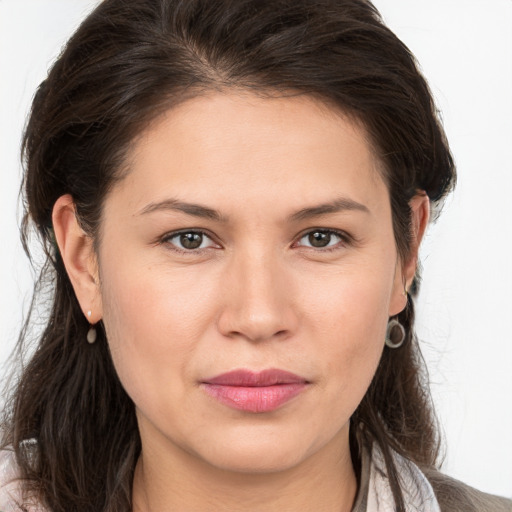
<box><xmin>138</xmin><ymin>199</ymin><xmax>228</xmax><ymax>222</ymax></box>
<box><xmin>288</xmin><ymin>197</ymin><xmax>370</xmax><ymax>222</ymax></box>
<box><xmin>137</xmin><ymin>196</ymin><xmax>370</xmax><ymax>222</ymax></box>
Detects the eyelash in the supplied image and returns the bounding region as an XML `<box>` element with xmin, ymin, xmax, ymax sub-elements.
<box><xmin>160</xmin><ymin>228</ymin><xmax>353</xmax><ymax>255</ymax></box>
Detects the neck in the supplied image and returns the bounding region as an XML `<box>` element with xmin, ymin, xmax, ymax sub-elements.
<box><xmin>132</xmin><ymin>428</ymin><xmax>357</xmax><ymax>512</ymax></box>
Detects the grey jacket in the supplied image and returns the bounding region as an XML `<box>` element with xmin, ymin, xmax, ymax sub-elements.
<box><xmin>352</xmin><ymin>445</ymin><xmax>512</xmax><ymax>512</ymax></box>
<box><xmin>424</xmin><ymin>468</ymin><xmax>512</xmax><ymax>512</ymax></box>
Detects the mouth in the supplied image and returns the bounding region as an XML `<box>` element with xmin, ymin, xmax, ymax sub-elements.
<box><xmin>200</xmin><ymin>369</ymin><xmax>310</xmax><ymax>413</ymax></box>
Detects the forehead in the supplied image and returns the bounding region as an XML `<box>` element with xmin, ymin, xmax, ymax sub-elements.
<box><xmin>110</xmin><ymin>91</ymin><xmax>388</xmax><ymax>218</ymax></box>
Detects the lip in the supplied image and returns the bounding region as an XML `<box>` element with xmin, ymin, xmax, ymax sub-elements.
<box><xmin>201</xmin><ymin>369</ymin><xmax>309</xmax><ymax>413</ymax></box>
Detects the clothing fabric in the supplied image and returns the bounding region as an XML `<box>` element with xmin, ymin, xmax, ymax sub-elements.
<box><xmin>351</xmin><ymin>443</ymin><xmax>441</xmax><ymax>512</ymax></box>
<box><xmin>0</xmin><ymin>448</ymin><xmax>25</xmax><ymax>512</ymax></box>
<box><xmin>0</xmin><ymin>445</ymin><xmax>45</xmax><ymax>512</ymax></box>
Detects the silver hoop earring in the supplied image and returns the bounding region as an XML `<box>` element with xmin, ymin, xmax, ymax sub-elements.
<box><xmin>385</xmin><ymin>318</ymin><xmax>406</xmax><ymax>349</ymax></box>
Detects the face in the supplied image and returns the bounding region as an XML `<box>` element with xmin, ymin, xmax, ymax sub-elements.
<box><xmin>93</xmin><ymin>92</ymin><xmax>409</xmax><ymax>473</ymax></box>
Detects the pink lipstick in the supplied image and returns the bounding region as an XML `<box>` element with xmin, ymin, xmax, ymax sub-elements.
<box><xmin>201</xmin><ymin>369</ymin><xmax>309</xmax><ymax>413</ymax></box>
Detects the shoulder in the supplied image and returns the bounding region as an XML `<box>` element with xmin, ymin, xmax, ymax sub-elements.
<box><xmin>423</xmin><ymin>467</ymin><xmax>512</xmax><ymax>512</ymax></box>
<box><xmin>0</xmin><ymin>448</ymin><xmax>23</xmax><ymax>511</ymax></box>
<box><xmin>0</xmin><ymin>448</ymin><xmax>46</xmax><ymax>512</ymax></box>
<box><xmin>364</xmin><ymin>442</ymin><xmax>512</xmax><ymax>512</ymax></box>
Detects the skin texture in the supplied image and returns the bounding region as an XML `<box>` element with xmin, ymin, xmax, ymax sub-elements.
<box><xmin>52</xmin><ymin>92</ymin><xmax>429</xmax><ymax>511</ymax></box>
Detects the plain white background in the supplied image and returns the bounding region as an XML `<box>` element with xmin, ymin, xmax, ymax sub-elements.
<box><xmin>1</xmin><ymin>0</ymin><xmax>511</xmax><ymax>498</ymax></box>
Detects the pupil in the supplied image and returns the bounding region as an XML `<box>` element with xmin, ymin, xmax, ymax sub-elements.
<box><xmin>309</xmin><ymin>231</ymin><xmax>331</xmax><ymax>247</ymax></box>
<box><xmin>180</xmin><ymin>233</ymin><xmax>203</xmax><ymax>249</ymax></box>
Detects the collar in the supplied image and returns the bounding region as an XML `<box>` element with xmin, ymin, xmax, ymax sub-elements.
<box><xmin>352</xmin><ymin>443</ymin><xmax>441</xmax><ymax>512</ymax></box>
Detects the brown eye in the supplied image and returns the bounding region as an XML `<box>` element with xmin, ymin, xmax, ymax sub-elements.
<box><xmin>308</xmin><ymin>231</ymin><xmax>332</xmax><ymax>247</ymax></box>
<box><xmin>296</xmin><ymin>229</ymin><xmax>347</xmax><ymax>251</ymax></box>
<box><xmin>180</xmin><ymin>232</ymin><xmax>203</xmax><ymax>249</ymax></box>
<box><xmin>164</xmin><ymin>231</ymin><xmax>217</xmax><ymax>252</ymax></box>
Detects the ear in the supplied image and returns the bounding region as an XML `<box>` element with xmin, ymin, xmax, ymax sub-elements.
<box><xmin>388</xmin><ymin>192</ymin><xmax>430</xmax><ymax>316</ymax></box>
<box><xmin>52</xmin><ymin>194</ymin><xmax>103</xmax><ymax>323</ymax></box>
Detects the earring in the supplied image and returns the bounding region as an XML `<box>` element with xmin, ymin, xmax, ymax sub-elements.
<box><xmin>385</xmin><ymin>318</ymin><xmax>406</xmax><ymax>349</ymax></box>
<box><xmin>86</xmin><ymin>310</ymin><xmax>97</xmax><ymax>344</ymax></box>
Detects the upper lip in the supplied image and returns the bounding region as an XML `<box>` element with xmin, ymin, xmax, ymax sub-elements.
<box><xmin>203</xmin><ymin>369</ymin><xmax>308</xmax><ymax>387</ymax></box>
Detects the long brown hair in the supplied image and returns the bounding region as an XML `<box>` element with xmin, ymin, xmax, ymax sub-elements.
<box><xmin>1</xmin><ymin>1</ymin><xmax>455</xmax><ymax>510</ymax></box>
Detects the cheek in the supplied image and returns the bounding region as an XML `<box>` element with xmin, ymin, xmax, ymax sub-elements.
<box><xmin>301</xmin><ymin>256</ymin><xmax>393</xmax><ymax>338</ymax></box>
<box><xmin>102</xmin><ymin>256</ymin><xmax>217</xmax><ymax>342</ymax></box>
<box><xmin>98</xmin><ymin>257</ymin><xmax>221</xmax><ymax>409</ymax></box>
<box><xmin>299</xmin><ymin>260</ymin><xmax>392</xmax><ymax>399</ymax></box>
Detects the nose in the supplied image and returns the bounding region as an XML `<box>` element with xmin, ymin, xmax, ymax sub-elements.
<box><xmin>217</xmin><ymin>249</ymin><xmax>298</xmax><ymax>343</ymax></box>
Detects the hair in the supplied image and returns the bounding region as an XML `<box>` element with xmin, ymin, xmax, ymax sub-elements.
<box><xmin>1</xmin><ymin>0</ymin><xmax>455</xmax><ymax>511</ymax></box>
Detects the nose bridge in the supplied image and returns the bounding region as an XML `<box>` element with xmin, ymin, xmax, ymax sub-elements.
<box><xmin>218</xmin><ymin>243</ymin><xmax>295</xmax><ymax>342</ymax></box>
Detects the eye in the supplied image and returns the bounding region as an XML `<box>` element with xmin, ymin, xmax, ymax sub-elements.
<box><xmin>296</xmin><ymin>229</ymin><xmax>348</xmax><ymax>250</ymax></box>
<box><xmin>162</xmin><ymin>230</ymin><xmax>218</xmax><ymax>252</ymax></box>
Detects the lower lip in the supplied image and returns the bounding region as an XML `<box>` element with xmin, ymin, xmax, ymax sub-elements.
<box><xmin>201</xmin><ymin>383</ymin><xmax>308</xmax><ymax>413</ymax></box>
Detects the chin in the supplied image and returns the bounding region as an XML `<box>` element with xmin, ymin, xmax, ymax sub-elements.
<box><xmin>194</xmin><ymin>431</ymin><xmax>318</xmax><ymax>475</ymax></box>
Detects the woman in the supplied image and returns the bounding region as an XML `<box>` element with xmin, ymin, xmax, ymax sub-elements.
<box><xmin>0</xmin><ymin>0</ymin><xmax>510</xmax><ymax>511</ymax></box>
